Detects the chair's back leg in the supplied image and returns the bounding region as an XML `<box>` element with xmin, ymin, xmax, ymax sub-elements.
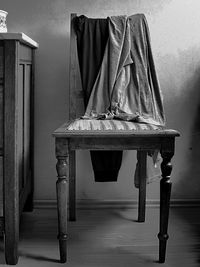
<box><xmin>137</xmin><ymin>151</ymin><xmax>147</xmax><ymax>222</ymax></box>
<box><xmin>69</xmin><ymin>150</ymin><xmax>76</xmax><ymax>221</ymax></box>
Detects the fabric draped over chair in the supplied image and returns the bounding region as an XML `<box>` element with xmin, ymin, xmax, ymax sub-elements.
<box><xmin>74</xmin><ymin>14</ymin><xmax>165</xmax><ymax>183</ymax></box>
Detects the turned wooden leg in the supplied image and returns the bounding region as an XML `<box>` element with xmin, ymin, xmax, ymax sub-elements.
<box><xmin>137</xmin><ymin>151</ymin><xmax>147</xmax><ymax>222</ymax></box>
<box><xmin>69</xmin><ymin>150</ymin><xmax>76</xmax><ymax>221</ymax></box>
<box><xmin>56</xmin><ymin>152</ymin><xmax>69</xmax><ymax>263</ymax></box>
<box><xmin>158</xmin><ymin>151</ymin><xmax>173</xmax><ymax>263</ymax></box>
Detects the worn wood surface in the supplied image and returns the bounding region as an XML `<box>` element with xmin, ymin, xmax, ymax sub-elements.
<box><xmin>158</xmin><ymin>150</ymin><xmax>174</xmax><ymax>263</ymax></box>
<box><xmin>69</xmin><ymin>13</ymin><xmax>79</xmax><ymax>120</ymax></box>
<box><xmin>4</xmin><ymin>40</ymin><xmax>20</xmax><ymax>265</ymax></box>
<box><xmin>53</xmin><ymin>121</ymin><xmax>180</xmax><ymax>137</ymax></box>
<box><xmin>56</xmin><ymin>154</ymin><xmax>69</xmax><ymax>263</ymax></box>
<box><xmin>0</xmin><ymin>43</ymin><xmax>3</xmax><ymax>215</ymax></box>
<box><xmin>0</xmin><ymin>207</ymin><xmax>199</xmax><ymax>266</ymax></box>
<box><xmin>0</xmin><ymin>43</ymin><xmax>3</xmax><ymax>150</ymax></box>
<box><xmin>0</xmin><ymin>39</ymin><xmax>36</xmax><ymax>264</ymax></box>
<box><xmin>0</xmin><ymin>33</ymin><xmax>38</xmax><ymax>48</ymax></box>
<box><xmin>68</xmin><ymin>136</ymin><xmax>176</xmax><ymax>150</ymax></box>
<box><xmin>0</xmin><ymin>157</ymin><xmax>3</xmax><ymax>217</ymax></box>
<box><xmin>23</xmin><ymin>49</ymin><xmax>35</xmax><ymax>212</ymax></box>
<box><xmin>56</xmin><ymin>138</ymin><xmax>70</xmax><ymax>263</ymax></box>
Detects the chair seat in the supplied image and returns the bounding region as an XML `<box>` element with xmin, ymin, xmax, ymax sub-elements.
<box><xmin>68</xmin><ymin>119</ymin><xmax>163</xmax><ymax>130</ymax></box>
<box><xmin>53</xmin><ymin>119</ymin><xmax>179</xmax><ymax>137</ymax></box>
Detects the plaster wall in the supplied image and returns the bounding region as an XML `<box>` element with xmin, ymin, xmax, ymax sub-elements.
<box><xmin>1</xmin><ymin>0</ymin><xmax>200</xmax><ymax>202</ymax></box>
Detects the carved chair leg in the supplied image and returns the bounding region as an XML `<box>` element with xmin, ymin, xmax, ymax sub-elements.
<box><xmin>56</xmin><ymin>155</ymin><xmax>69</xmax><ymax>263</ymax></box>
<box><xmin>158</xmin><ymin>151</ymin><xmax>173</xmax><ymax>263</ymax></box>
<box><xmin>69</xmin><ymin>151</ymin><xmax>76</xmax><ymax>221</ymax></box>
<box><xmin>137</xmin><ymin>151</ymin><xmax>147</xmax><ymax>222</ymax></box>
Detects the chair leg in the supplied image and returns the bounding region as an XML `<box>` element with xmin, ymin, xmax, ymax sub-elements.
<box><xmin>56</xmin><ymin>154</ymin><xmax>69</xmax><ymax>263</ymax></box>
<box><xmin>137</xmin><ymin>151</ymin><xmax>147</xmax><ymax>223</ymax></box>
<box><xmin>69</xmin><ymin>151</ymin><xmax>76</xmax><ymax>221</ymax></box>
<box><xmin>158</xmin><ymin>151</ymin><xmax>173</xmax><ymax>263</ymax></box>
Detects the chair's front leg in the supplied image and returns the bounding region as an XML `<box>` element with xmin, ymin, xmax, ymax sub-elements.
<box><xmin>158</xmin><ymin>151</ymin><xmax>173</xmax><ymax>263</ymax></box>
<box><xmin>56</xmin><ymin>138</ymin><xmax>69</xmax><ymax>263</ymax></box>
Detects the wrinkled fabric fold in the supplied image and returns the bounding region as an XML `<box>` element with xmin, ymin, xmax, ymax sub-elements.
<box><xmin>75</xmin><ymin>14</ymin><xmax>165</xmax><ymax>184</ymax></box>
<box><xmin>83</xmin><ymin>14</ymin><xmax>165</xmax><ymax>127</ymax></box>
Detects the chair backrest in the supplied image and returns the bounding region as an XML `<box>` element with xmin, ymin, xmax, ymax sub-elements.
<box><xmin>69</xmin><ymin>13</ymin><xmax>84</xmax><ymax>121</ymax></box>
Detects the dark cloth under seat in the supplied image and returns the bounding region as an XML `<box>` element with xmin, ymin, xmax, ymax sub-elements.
<box><xmin>75</xmin><ymin>15</ymin><xmax>123</xmax><ymax>182</ymax></box>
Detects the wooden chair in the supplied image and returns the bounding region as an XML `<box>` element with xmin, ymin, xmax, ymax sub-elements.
<box><xmin>52</xmin><ymin>13</ymin><xmax>180</xmax><ymax>263</ymax></box>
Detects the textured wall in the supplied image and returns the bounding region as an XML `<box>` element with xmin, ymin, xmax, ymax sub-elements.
<box><xmin>1</xmin><ymin>0</ymin><xmax>200</xmax><ymax>202</ymax></box>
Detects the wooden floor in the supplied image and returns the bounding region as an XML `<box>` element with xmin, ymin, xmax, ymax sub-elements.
<box><xmin>0</xmin><ymin>206</ymin><xmax>200</xmax><ymax>266</ymax></box>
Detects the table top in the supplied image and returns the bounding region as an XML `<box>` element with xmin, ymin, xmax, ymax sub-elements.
<box><xmin>0</xmin><ymin>32</ymin><xmax>39</xmax><ymax>48</ymax></box>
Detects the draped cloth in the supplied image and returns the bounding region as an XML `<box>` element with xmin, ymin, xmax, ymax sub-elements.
<box><xmin>75</xmin><ymin>14</ymin><xmax>165</xmax><ymax>182</ymax></box>
<box><xmin>75</xmin><ymin>15</ymin><xmax>123</xmax><ymax>182</ymax></box>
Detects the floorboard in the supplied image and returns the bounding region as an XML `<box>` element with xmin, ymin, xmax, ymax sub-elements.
<box><xmin>0</xmin><ymin>207</ymin><xmax>199</xmax><ymax>266</ymax></box>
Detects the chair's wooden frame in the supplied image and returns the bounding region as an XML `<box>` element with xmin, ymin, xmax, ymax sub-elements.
<box><xmin>53</xmin><ymin>13</ymin><xmax>180</xmax><ymax>263</ymax></box>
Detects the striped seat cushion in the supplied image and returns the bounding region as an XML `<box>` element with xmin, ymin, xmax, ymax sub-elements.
<box><xmin>66</xmin><ymin>119</ymin><xmax>163</xmax><ymax>131</ymax></box>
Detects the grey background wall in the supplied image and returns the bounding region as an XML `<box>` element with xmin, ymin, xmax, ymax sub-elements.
<box><xmin>1</xmin><ymin>0</ymin><xmax>200</xmax><ymax>204</ymax></box>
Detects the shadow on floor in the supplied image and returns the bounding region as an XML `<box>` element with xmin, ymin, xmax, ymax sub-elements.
<box><xmin>170</xmin><ymin>207</ymin><xmax>200</xmax><ymax>264</ymax></box>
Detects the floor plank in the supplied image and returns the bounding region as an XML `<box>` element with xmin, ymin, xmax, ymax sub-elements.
<box><xmin>0</xmin><ymin>207</ymin><xmax>199</xmax><ymax>266</ymax></box>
